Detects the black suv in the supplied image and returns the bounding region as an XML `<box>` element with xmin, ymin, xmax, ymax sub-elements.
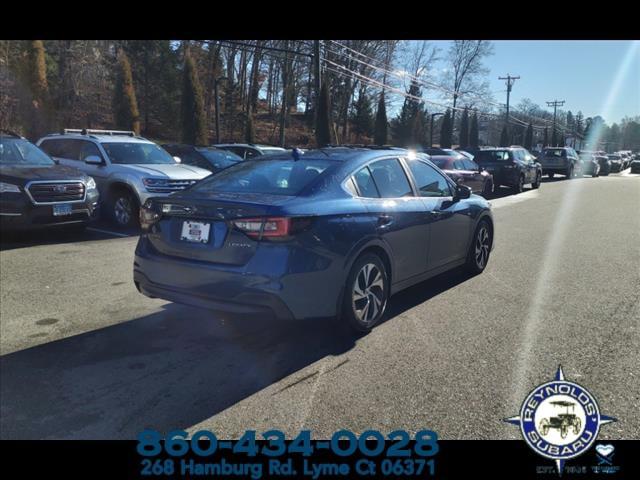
<box><xmin>473</xmin><ymin>147</ymin><xmax>542</xmax><ymax>193</ymax></box>
<box><xmin>161</xmin><ymin>144</ymin><xmax>242</xmax><ymax>174</ymax></box>
<box><xmin>0</xmin><ymin>131</ymin><xmax>99</xmax><ymax>230</ymax></box>
<box><xmin>539</xmin><ymin>147</ymin><xmax>581</xmax><ymax>179</ymax></box>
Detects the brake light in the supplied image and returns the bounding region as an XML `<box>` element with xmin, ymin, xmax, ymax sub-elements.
<box><xmin>233</xmin><ymin>217</ymin><xmax>291</xmax><ymax>238</ymax></box>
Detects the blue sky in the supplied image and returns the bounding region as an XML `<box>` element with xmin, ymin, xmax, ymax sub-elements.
<box><xmin>427</xmin><ymin>40</ymin><xmax>639</xmax><ymax>125</ymax></box>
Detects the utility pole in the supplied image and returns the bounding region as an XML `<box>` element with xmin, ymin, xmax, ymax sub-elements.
<box><xmin>546</xmin><ymin>99</ymin><xmax>565</xmax><ymax>146</ymax></box>
<box><xmin>214</xmin><ymin>76</ymin><xmax>227</xmax><ymax>144</ymax></box>
<box><xmin>499</xmin><ymin>74</ymin><xmax>520</xmax><ymax>125</ymax></box>
<box><xmin>314</xmin><ymin>40</ymin><xmax>321</xmax><ymax>114</ymax></box>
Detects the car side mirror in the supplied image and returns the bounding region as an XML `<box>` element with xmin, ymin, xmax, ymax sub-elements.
<box><xmin>173</xmin><ymin>156</ymin><xmax>181</xmax><ymax>163</ymax></box>
<box><xmin>85</xmin><ymin>155</ymin><xmax>103</xmax><ymax>165</ymax></box>
<box><xmin>454</xmin><ymin>184</ymin><xmax>472</xmax><ymax>201</ymax></box>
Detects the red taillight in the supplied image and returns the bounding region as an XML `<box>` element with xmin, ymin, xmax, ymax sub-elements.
<box><xmin>232</xmin><ymin>217</ymin><xmax>292</xmax><ymax>238</ymax></box>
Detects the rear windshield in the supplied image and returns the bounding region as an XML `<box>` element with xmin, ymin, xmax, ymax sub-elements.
<box><xmin>191</xmin><ymin>159</ymin><xmax>335</xmax><ymax>196</ymax></box>
<box><xmin>431</xmin><ymin>158</ymin><xmax>449</xmax><ymax>168</ymax></box>
<box><xmin>197</xmin><ymin>148</ymin><xmax>242</xmax><ymax>169</ymax></box>
<box><xmin>474</xmin><ymin>150</ymin><xmax>511</xmax><ymax>162</ymax></box>
<box><xmin>543</xmin><ymin>149</ymin><xmax>566</xmax><ymax>158</ymax></box>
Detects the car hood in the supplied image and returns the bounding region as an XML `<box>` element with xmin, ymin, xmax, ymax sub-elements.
<box><xmin>122</xmin><ymin>163</ymin><xmax>211</xmax><ymax>179</ymax></box>
<box><xmin>0</xmin><ymin>164</ymin><xmax>88</xmax><ymax>186</ymax></box>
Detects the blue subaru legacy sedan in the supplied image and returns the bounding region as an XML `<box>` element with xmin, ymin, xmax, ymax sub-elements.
<box><xmin>133</xmin><ymin>147</ymin><xmax>494</xmax><ymax>332</ymax></box>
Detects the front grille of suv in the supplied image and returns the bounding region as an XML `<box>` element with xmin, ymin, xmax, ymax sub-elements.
<box><xmin>145</xmin><ymin>180</ymin><xmax>198</xmax><ymax>193</ymax></box>
<box><xmin>27</xmin><ymin>182</ymin><xmax>85</xmax><ymax>204</ymax></box>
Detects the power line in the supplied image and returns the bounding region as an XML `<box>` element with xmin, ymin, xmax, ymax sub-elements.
<box><xmin>498</xmin><ymin>74</ymin><xmax>520</xmax><ymax>125</ymax></box>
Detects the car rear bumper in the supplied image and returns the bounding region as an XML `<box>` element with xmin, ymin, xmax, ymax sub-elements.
<box><xmin>133</xmin><ymin>236</ymin><xmax>343</xmax><ymax>320</ymax></box>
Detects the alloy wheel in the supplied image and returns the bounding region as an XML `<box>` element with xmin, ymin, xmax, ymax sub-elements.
<box><xmin>475</xmin><ymin>225</ymin><xmax>490</xmax><ymax>270</ymax></box>
<box><xmin>352</xmin><ymin>263</ymin><xmax>385</xmax><ymax>326</ymax></box>
<box><xmin>114</xmin><ymin>196</ymin><xmax>132</xmax><ymax>226</ymax></box>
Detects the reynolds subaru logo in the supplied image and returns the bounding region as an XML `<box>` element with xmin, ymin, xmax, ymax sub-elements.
<box><xmin>53</xmin><ymin>184</ymin><xmax>67</xmax><ymax>193</ymax></box>
<box><xmin>505</xmin><ymin>366</ymin><xmax>616</xmax><ymax>475</ymax></box>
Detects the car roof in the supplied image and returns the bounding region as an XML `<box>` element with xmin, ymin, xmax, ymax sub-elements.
<box><xmin>214</xmin><ymin>143</ymin><xmax>285</xmax><ymax>150</ymax></box>
<box><xmin>243</xmin><ymin>147</ymin><xmax>410</xmax><ymax>164</ymax></box>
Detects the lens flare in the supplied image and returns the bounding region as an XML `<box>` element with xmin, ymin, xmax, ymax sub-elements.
<box><xmin>507</xmin><ymin>41</ymin><xmax>640</xmax><ymax>431</ymax></box>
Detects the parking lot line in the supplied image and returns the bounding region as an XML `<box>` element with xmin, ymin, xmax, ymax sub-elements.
<box><xmin>86</xmin><ymin>227</ymin><xmax>132</xmax><ymax>238</ymax></box>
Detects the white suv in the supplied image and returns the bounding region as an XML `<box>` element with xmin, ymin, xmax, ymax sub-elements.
<box><xmin>37</xmin><ymin>130</ymin><xmax>211</xmax><ymax>228</ymax></box>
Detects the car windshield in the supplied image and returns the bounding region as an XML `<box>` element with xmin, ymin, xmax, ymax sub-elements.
<box><xmin>196</xmin><ymin>148</ymin><xmax>243</xmax><ymax>169</ymax></box>
<box><xmin>102</xmin><ymin>142</ymin><xmax>176</xmax><ymax>165</ymax></box>
<box><xmin>0</xmin><ymin>138</ymin><xmax>55</xmax><ymax>166</ymax></box>
<box><xmin>191</xmin><ymin>159</ymin><xmax>335</xmax><ymax>196</ymax></box>
<box><xmin>474</xmin><ymin>150</ymin><xmax>511</xmax><ymax>162</ymax></box>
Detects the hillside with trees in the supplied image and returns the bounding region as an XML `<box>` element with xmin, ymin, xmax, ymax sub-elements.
<box><xmin>1</xmin><ymin>40</ymin><xmax>638</xmax><ymax>152</ymax></box>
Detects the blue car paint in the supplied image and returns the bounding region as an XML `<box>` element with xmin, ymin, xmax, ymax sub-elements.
<box><xmin>133</xmin><ymin>148</ymin><xmax>493</xmax><ymax>320</ymax></box>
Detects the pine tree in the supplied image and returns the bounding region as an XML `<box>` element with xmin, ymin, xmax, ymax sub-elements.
<box><xmin>458</xmin><ymin>107</ymin><xmax>469</xmax><ymax>149</ymax></box>
<box><xmin>440</xmin><ymin>109</ymin><xmax>452</xmax><ymax>148</ymax></box>
<box><xmin>373</xmin><ymin>92</ymin><xmax>388</xmax><ymax>146</ymax></box>
<box><xmin>113</xmin><ymin>49</ymin><xmax>141</xmax><ymax>135</ymax></box>
<box><xmin>392</xmin><ymin>81</ymin><xmax>424</xmax><ymax>146</ymax></box>
<box><xmin>543</xmin><ymin>127</ymin><xmax>549</xmax><ymax>147</ymax></box>
<box><xmin>352</xmin><ymin>89</ymin><xmax>374</xmax><ymax>139</ymax></box>
<box><xmin>551</xmin><ymin>128</ymin><xmax>558</xmax><ymax>147</ymax></box>
<box><xmin>245</xmin><ymin>112</ymin><xmax>255</xmax><ymax>144</ymax></box>
<box><xmin>469</xmin><ymin>112</ymin><xmax>479</xmax><ymax>148</ymax></box>
<box><xmin>524</xmin><ymin>123</ymin><xmax>533</xmax><ymax>150</ymax></box>
<box><xmin>315</xmin><ymin>80</ymin><xmax>332</xmax><ymax>147</ymax></box>
<box><xmin>181</xmin><ymin>51</ymin><xmax>208</xmax><ymax>145</ymax></box>
<box><xmin>500</xmin><ymin>125</ymin><xmax>509</xmax><ymax>147</ymax></box>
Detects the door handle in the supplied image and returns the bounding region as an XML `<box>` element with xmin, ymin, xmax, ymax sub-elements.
<box><xmin>377</xmin><ymin>214</ymin><xmax>393</xmax><ymax>227</ymax></box>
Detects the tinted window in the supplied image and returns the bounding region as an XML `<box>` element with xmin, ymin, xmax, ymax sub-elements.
<box><xmin>368</xmin><ymin>158</ymin><xmax>412</xmax><ymax>198</ymax></box>
<box><xmin>79</xmin><ymin>141</ymin><xmax>102</xmax><ymax>161</ymax></box>
<box><xmin>244</xmin><ymin>148</ymin><xmax>260</xmax><ymax>159</ymax></box>
<box><xmin>102</xmin><ymin>142</ymin><xmax>175</xmax><ymax>164</ymax></box>
<box><xmin>40</xmin><ymin>139</ymin><xmax>80</xmax><ymax>160</ymax></box>
<box><xmin>0</xmin><ymin>138</ymin><xmax>54</xmax><ymax>166</ymax></box>
<box><xmin>344</xmin><ymin>177</ymin><xmax>359</xmax><ymax>196</ymax></box>
<box><xmin>407</xmin><ymin>160</ymin><xmax>452</xmax><ymax>197</ymax></box>
<box><xmin>474</xmin><ymin>150</ymin><xmax>511</xmax><ymax>162</ymax></box>
<box><xmin>198</xmin><ymin>148</ymin><xmax>242</xmax><ymax>170</ymax></box>
<box><xmin>191</xmin><ymin>159</ymin><xmax>334</xmax><ymax>196</ymax></box>
<box><xmin>453</xmin><ymin>160</ymin><xmax>466</xmax><ymax>170</ymax></box>
<box><xmin>464</xmin><ymin>159</ymin><xmax>479</xmax><ymax>170</ymax></box>
<box><xmin>544</xmin><ymin>148</ymin><xmax>566</xmax><ymax>158</ymax></box>
<box><xmin>353</xmin><ymin>166</ymin><xmax>379</xmax><ymax>198</ymax></box>
<box><xmin>431</xmin><ymin>158</ymin><xmax>448</xmax><ymax>169</ymax></box>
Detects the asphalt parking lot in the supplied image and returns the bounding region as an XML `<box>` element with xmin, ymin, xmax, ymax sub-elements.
<box><xmin>0</xmin><ymin>171</ymin><xmax>638</xmax><ymax>440</ymax></box>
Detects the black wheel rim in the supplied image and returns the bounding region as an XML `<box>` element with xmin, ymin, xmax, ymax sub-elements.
<box><xmin>475</xmin><ymin>225</ymin><xmax>490</xmax><ymax>269</ymax></box>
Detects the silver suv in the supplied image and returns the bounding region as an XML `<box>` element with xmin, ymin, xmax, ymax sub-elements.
<box><xmin>37</xmin><ymin>130</ymin><xmax>211</xmax><ymax>228</ymax></box>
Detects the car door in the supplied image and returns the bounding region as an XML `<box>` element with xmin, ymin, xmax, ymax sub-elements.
<box><xmin>405</xmin><ymin>158</ymin><xmax>473</xmax><ymax>270</ymax></box>
<box><xmin>352</xmin><ymin>158</ymin><xmax>429</xmax><ymax>282</ymax></box>
<box><xmin>457</xmin><ymin>158</ymin><xmax>483</xmax><ymax>192</ymax></box>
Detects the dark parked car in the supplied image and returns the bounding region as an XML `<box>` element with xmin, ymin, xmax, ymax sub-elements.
<box><xmin>539</xmin><ymin>147</ymin><xmax>581</xmax><ymax>179</ymax></box>
<box><xmin>134</xmin><ymin>148</ymin><xmax>494</xmax><ymax>333</ymax></box>
<box><xmin>578</xmin><ymin>152</ymin><xmax>601</xmax><ymax>177</ymax></box>
<box><xmin>213</xmin><ymin>143</ymin><xmax>286</xmax><ymax>159</ymax></box>
<box><xmin>473</xmin><ymin>147</ymin><xmax>542</xmax><ymax>193</ymax></box>
<box><xmin>162</xmin><ymin>144</ymin><xmax>242</xmax><ymax>174</ymax></box>
<box><xmin>0</xmin><ymin>131</ymin><xmax>99</xmax><ymax>230</ymax></box>
<box><xmin>630</xmin><ymin>159</ymin><xmax>640</xmax><ymax>174</ymax></box>
<box><xmin>607</xmin><ymin>154</ymin><xmax>624</xmax><ymax>173</ymax></box>
<box><xmin>428</xmin><ymin>153</ymin><xmax>494</xmax><ymax>196</ymax></box>
<box><xmin>595</xmin><ymin>154</ymin><xmax>612</xmax><ymax>176</ymax></box>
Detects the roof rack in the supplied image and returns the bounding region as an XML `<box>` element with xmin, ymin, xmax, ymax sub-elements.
<box><xmin>323</xmin><ymin>144</ymin><xmax>405</xmax><ymax>150</ymax></box>
<box><xmin>0</xmin><ymin>129</ymin><xmax>23</xmax><ymax>138</ymax></box>
<box><xmin>63</xmin><ymin>129</ymin><xmax>137</xmax><ymax>137</ymax></box>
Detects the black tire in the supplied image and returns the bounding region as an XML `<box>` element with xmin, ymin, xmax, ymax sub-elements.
<box><xmin>532</xmin><ymin>172</ymin><xmax>541</xmax><ymax>189</ymax></box>
<box><xmin>513</xmin><ymin>175</ymin><xmax>524</xmax><ymax>194</ymax></box>
<box><xmin>107</xmin><ymin>188</ymin><xmax>139</xmax><ymax>229</ymax></box>
<box><xmin>548</xmin><ymin>172</ymin><xmax>554</xmax><ymax>179</ymax></box>
<box><xmin>342</xmin><ymin>253</ymin><xmax>389</xmax><ymax>333</ymax></box>
<box><xmin>482</xmin><ymin>180</ymin><xmax>493</xmax><ymax>197</ymax></box>
<box><xmin>465</xmin><ymin>219</ymin><xmax>492</xmax><ymax>275</ymax></box>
